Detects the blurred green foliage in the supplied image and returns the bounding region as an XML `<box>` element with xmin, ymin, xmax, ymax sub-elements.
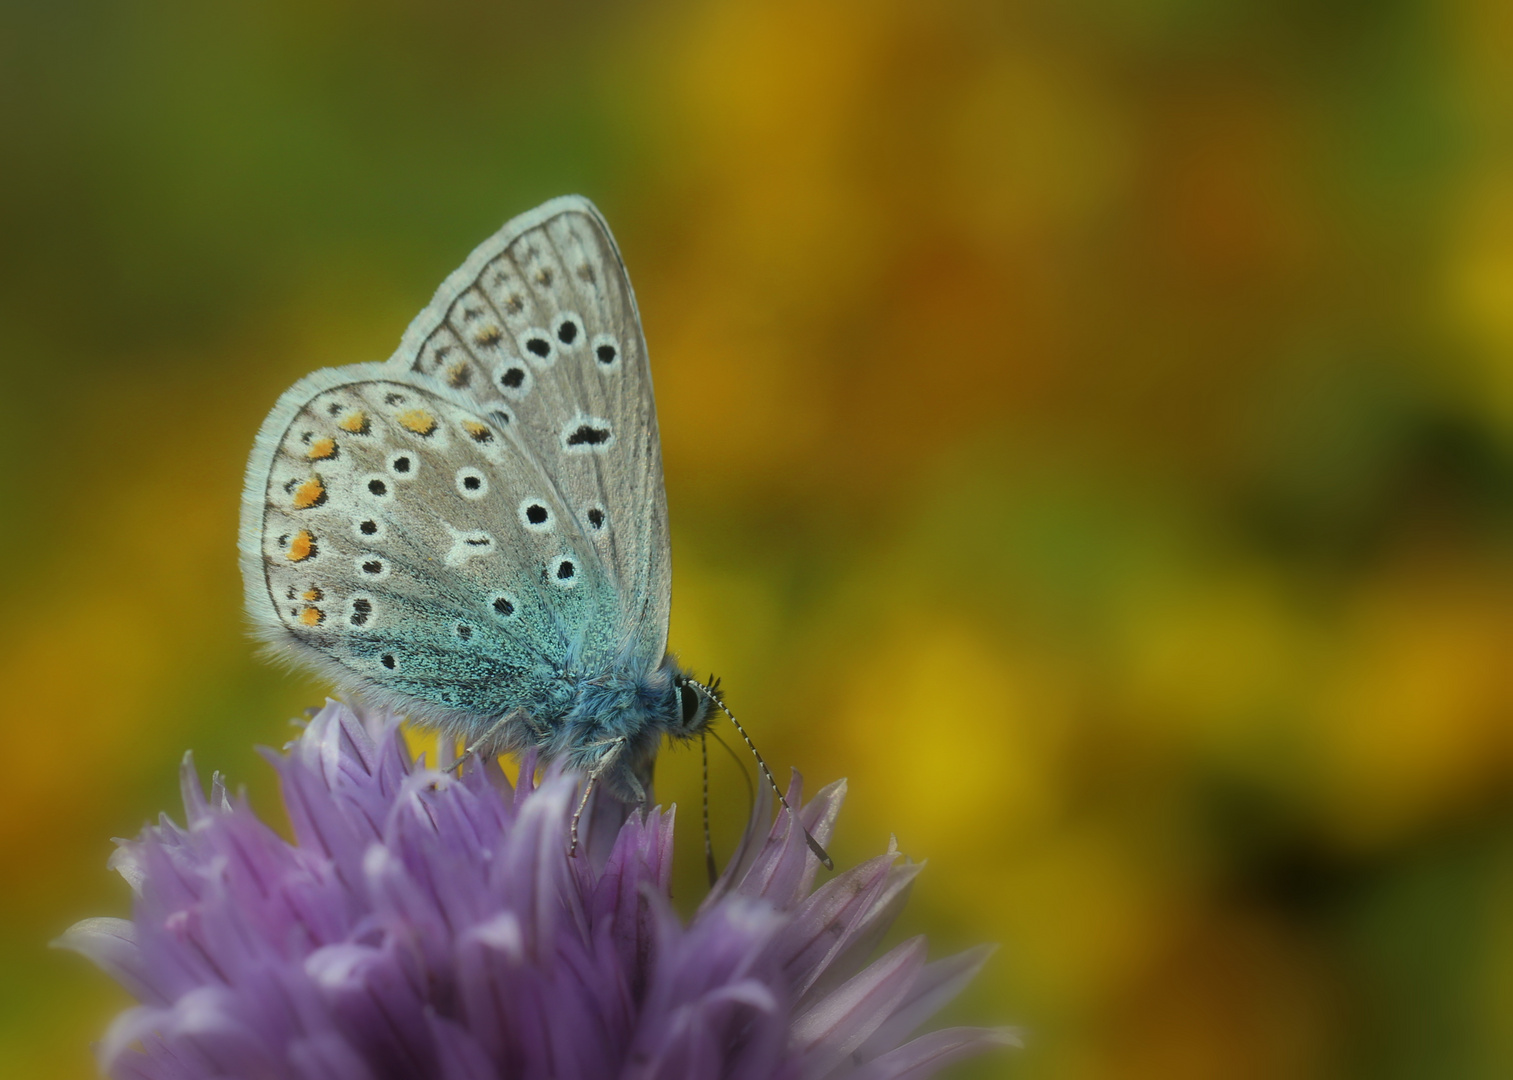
<box><xmin>3</xmin><ymin>1</ymin><xmax>1511</xmax><ymax>1077</ymax></box>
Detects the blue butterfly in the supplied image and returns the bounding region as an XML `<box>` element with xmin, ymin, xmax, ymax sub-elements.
<box><xmin>240</xmin><ymin>196</ymin><xmax>829</xmax><ymax>865</ymax></box>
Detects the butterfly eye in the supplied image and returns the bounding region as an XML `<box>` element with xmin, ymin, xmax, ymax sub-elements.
<box><xmin>678</xmin><ymin>681</ymin><xmax>703</xmax><ymax>726</ymax></box>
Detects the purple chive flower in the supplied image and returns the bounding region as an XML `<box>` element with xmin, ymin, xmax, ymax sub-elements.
<box><xmin>61</xmin><ymin>701</ymin><xmax>1015</xmax><ymax>1080</ymax></box>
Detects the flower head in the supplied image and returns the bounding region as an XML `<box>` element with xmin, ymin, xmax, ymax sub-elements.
<box><xmin>62</xmin><ymin>701</ymin><xmax>1015</xmax><ymax>1079</ymax></box>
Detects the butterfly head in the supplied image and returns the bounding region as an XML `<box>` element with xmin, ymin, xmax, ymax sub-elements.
<box><xmin>556</xmin><ymin>660</ymin><xmax>718</xmax><ymax>803</ymax></box>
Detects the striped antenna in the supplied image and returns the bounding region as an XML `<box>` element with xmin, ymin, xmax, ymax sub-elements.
<box><xmin>686</xmin><ymin>678</ymin><xmax>833</xmax><ymax>870</ymax></box>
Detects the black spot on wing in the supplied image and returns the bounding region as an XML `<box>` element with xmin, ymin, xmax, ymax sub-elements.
<box><xmin>566</xmin><ymin>423</ymin><xmax>610</xmax><ymax>446</ymax></box>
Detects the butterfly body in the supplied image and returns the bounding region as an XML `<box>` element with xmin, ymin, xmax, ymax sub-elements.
<box><xmin>240</xmin><ymin>197</ymin><xmax>710</xmax><ymax>800</ymax></box>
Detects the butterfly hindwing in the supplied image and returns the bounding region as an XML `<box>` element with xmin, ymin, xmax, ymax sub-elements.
<box><xmin>241</xmin><ymin>366</ymin><xmax>618</xmax><ymax>726</ymax></box>
<box><xmin>393</xmin><ymin>197</ymin><xmax>671</xmax><ymax>672</ymax></box>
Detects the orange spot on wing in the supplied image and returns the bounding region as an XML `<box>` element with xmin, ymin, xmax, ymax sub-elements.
<box><xmin>397</xmin><ymin>409</ymin><xmax>437</xmax><ymax>436</ymax></box>
<box><xmin>299</xmin><ymin>606</ymin><xmax>324</xmax><ymax>626</ymax></box>
<box><xmin>338</xmin><ymin>410</ymin><xmax>370</xmax><ymax>434</ymax></box>
<box><xmin>302</xmin><ymin>586</ymin><xmax>323</xmax><ymax>601</ymax></box>
<box><xmin>306</xmin><ymin>437</ymin><xmax>337</xmax><ymax>460</ymax></box>
<box><xmin>292</xmin><ymin>476</ymin><xmax>326</xmax><ymax>509</ymax></box>
<box><xmin>286</xmin><ymin>530</ymin><xmax>316</xmax><ymax>562</ymax></box>
<box><xmin>463</xmin><ymin>421</ymin><xmax>494</xmax><ymax>443</ymax></box>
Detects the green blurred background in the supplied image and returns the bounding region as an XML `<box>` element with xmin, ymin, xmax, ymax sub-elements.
<box><xmin>4</xmin><ymin>1</ymin><xmax>1512</xmax><ymax>1077</ymax></box>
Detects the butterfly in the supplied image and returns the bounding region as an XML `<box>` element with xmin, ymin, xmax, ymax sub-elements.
<box><xmin>239</xmin><ymin>195</ymin><xmax>724</xmax><ymax>807</ymax></box>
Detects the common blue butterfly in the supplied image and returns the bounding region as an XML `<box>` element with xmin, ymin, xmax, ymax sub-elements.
<box><xmin>240</xmin><ymin>196</ymin><xmax>719</xmax><ymax>810</ymax></box>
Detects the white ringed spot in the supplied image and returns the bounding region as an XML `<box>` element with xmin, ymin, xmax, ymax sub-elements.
<box><xmin>553</xmin><ymin>311</ymin><xmax>585</xmax><ymax>351</ymax></box>
<box><xmin>590</xmin><ymin>333</ymin><xmax>621</xmax><ymax>370</ymax></box>
<box><xmin>386</xmin><ymin>451</ymin><xmax>419</xmax><ymax>479</ymax></box>
<box><xmin>353</xmin><ymin>516</ymin><xmax>387</xmax><ymax>542</ymax></box>
<box><xmin>560</xmin><ymin>415</ymin><xmax>614</xmax><ymax>454</ymax></box>
<box><xmin>355</xmin><ymin>553</ymin><xmax>392</xmax><ymax>581</ymax></box>
<box><xmin>455</xmin><ymin>467</ymin><xmax>488</xmax><ymax>500</ymax></box>
<box><xmin>349</xmin><ymin>595</ymin><xmax>376</xmax><ymax>628</ymax></box>
<box><xmin>496</xmin><ymin>361</ymin><xmax>533</xmax><ymax>399</ymax></box>
<box><xmin>443</xmin><ymin>523</ymin><xmax>495</xmax><ymax>568</ymax></box>
<box><xmin>518</xmin><ymin>328</ymin><xmax>555</xmax><ymax>368</ymax></box>
<box><xmin>519</xmin><ymin>498</ymin><xmax>553</xmax><ymax>533</ymax></box>
<box><xmin>360</xmin><ymin>474</ymin><xmax>393</xmax><ymax>500</ymax></box>
<box><xmin>548</xmin><ymin>555</ymin><xmax>578</xmax><ymax>588</ymax></box>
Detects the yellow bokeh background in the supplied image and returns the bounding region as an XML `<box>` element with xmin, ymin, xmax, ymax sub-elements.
<box><xmin>4</xmin><ymin>1</ymin><xmax>1513</xmax><ymax>1077</ymax></box>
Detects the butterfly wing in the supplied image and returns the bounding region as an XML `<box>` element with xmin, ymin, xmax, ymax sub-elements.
<box><xmin>239</xmin><ymin>364</ymin><xmax>623</xmax><ymax>732</ymax></box>
<box><xmin>241</xmin><ymin>197</ymin><xmax>674</xmax><ymax>735</ymax></box>
<box><xmin>387</xmin><ymin>196</ymin><xmax>672</xmax><ymax>671</ymax></box>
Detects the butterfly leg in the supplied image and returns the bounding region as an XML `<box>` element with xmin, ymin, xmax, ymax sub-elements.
<box><xmin>568</xmin><ymin>736</ymin><xmax>631</xmax><ymax>858</ymax></box>
<box><xmin>445</xmin><ymin>708</ymin><xmax>528</xmax><ymax>775</ymax></box>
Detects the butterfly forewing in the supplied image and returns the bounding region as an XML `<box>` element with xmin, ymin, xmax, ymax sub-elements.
<box><xmin>395</xmin><ymin>198</ymin><xmax>672</xmax><ymax>671</ymax></box>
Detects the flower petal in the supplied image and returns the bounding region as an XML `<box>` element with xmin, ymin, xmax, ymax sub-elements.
<box><xmin>855</xmin><ymin>945</ymin><xmax>997</xmax><ymax>1061</ymax></box>
<box><xmin>848</xmin><ymin>1026</ymin><xmax>1022</xmax><ymax>1080</ymax></box>
<box><xmin>74</xmin><ymin>701</ymin><xmax>1007</xmax><ymax>1080</ymax></box>
<box><xmin>287</xmin><ymin>1032</ymin><xmax>378</xmax><ymax>1080</ymax></box>
<box><xmin>790</xmin><ymin>936</ymin><xmax>927</xmax><ymax>1079</ymax></box>
<box><xmin>426</xmin><ymin>1012</ymin><xmax>501</xmax><ymax>1080</ymax></box>
<box><xmin>781</xmin><ymin>850</ymin><xmax>923</xmax><ymax>1000</ymax></box>
<box><xmin>55</xmin><ymin>917</ymin><xmax>164</xmax><ymax>1006</ymax></box>
<box><xmin>732</xmin><ymin>773</ymin><xmax>843</xmax><ymax>906</ymax></box>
